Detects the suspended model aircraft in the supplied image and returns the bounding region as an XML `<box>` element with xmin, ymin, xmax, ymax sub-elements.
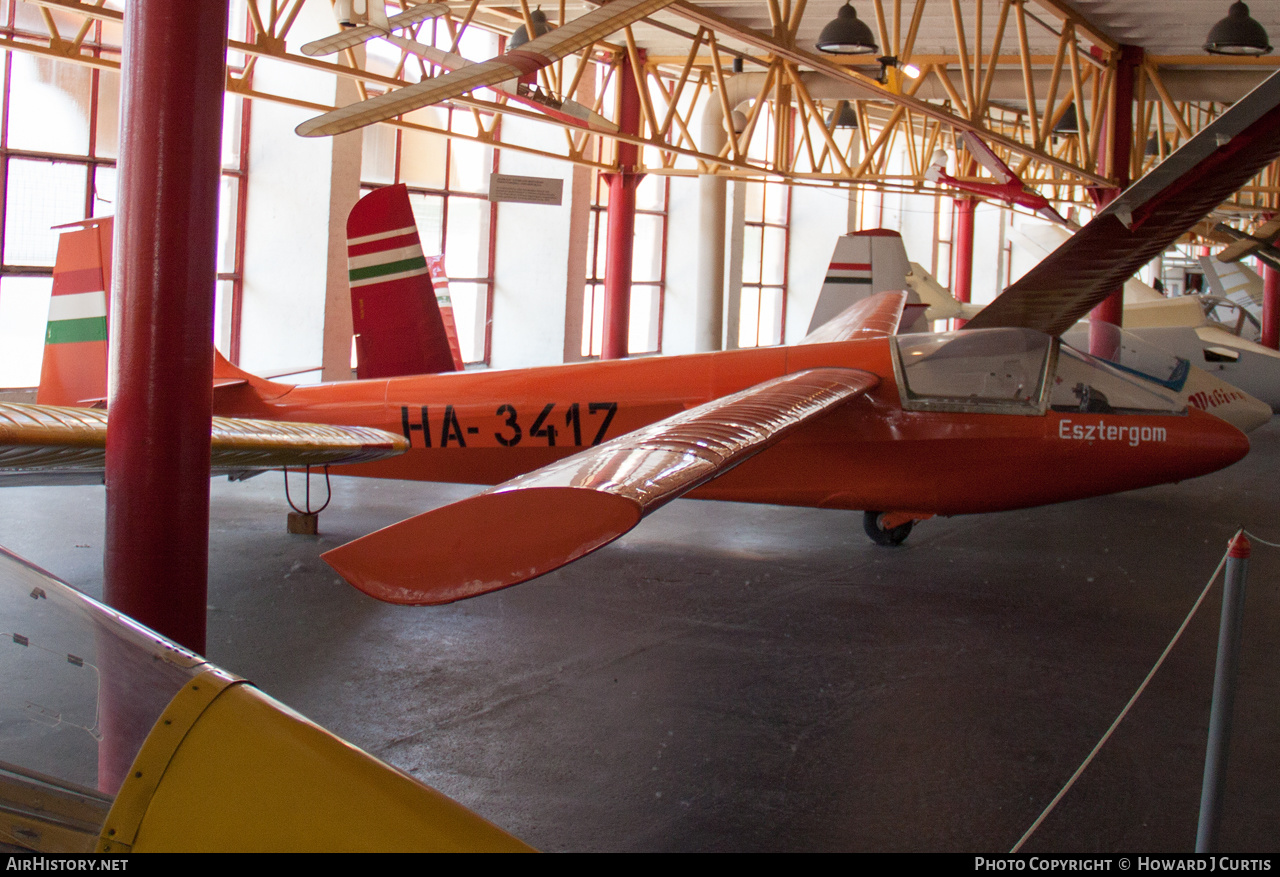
<box><xmin>925</xmin><ymin>133</ymin><xmax>1077</xmax><ymax>228</ymax></box>
<box><xmin>8</xmin><ymin>70</ymin><xmax>1280</xmax><ymax>608</ymax></box>
<box><xmin>301</xmin><ymin>1</ymin><xmax>618</xmax><ymax>133</ymax></box>
<box><xmin>296</xmin><ymin>0</ymin><xmax>677</xmax><ymax>138</ymax></box>
<box><xmin>1214</xmin><ymin>215</ymin><xmax>1280</xmax><ymax>270</ymax></box>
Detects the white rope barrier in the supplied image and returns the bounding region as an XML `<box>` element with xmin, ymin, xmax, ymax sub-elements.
<box><xmin>1009</xmin><ymin>531</ymin><xmax>1240</xmax><ymax>853</ymax></box>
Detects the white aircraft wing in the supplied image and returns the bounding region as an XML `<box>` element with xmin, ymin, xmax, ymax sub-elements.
<box><xmin>297</xmin><ymin>0</ymin><xmax>677</xmax><ymax>137</ymax></box>
<box><xmin>300</xmin><ymin>2</ymin><xmax>450</xmax><ymax>57</ymax></box>
<box><xmin>957</xmin><ymin>133</ymin><xmax>1016</xmax><ymax>185</ymax></box>
<box><xmin>376</xmin><ymin>33</ymin><xmax>620</xmax><ymax>132</ymax></box>
<box><xmin>320</xmin><ymin>368</ymin><xmax>879</xmax><ymax>604</ymax></box>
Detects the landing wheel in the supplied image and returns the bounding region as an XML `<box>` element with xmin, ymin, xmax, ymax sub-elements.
<box><xmin>864</xmin><ymin>511</ymin><xmax>913</xmax><ymax>546</ymax></box>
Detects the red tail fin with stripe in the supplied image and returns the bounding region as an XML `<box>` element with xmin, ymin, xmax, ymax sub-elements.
<box><xmin>37</xmin><ymin>218</ymin><xmax>112</xmax><ymax>407</ymax></box>
<box><xmin>347</xmin><ymin>185</ymin><xmax>457</xmax><ymax>379</ymax></box>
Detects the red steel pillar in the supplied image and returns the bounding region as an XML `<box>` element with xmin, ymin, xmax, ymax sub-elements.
<box><xmin>953</xmin><ymin>197</ymin><xmax>976</xmax><ymax>327</ymax></box>
<box><xmin>1089</xmin><ymin>45</ymin><xmax>1142</xmax><ymax>353</ymax></box>
<box><xmin>1263</xmin><ymin>260</ymin><xmax>1280</xmax><ymax>350</ymax></box>
<box><xmin>600</xmin><ymin>50</ymin><xmax>644</xmax><ymax>360</ymax></box>
<box><xmin>105</xmin><ymin>0</ymin><xmax>227</xmax><ymax>653</ymax></box>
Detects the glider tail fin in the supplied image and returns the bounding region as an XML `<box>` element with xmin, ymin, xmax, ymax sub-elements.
<box><xmin>425</xmin><ymin>255</ymin><xmax>466</xmax><ymax>370</ymax></box>
<box><xmin>346</xmin><ymin>184</ymin><xmax>458</xmax><ymax>379</ymax></box>
<box><xmin>805</xmin><ymin>230</ymin><xmax>912</xmax><ymax>335</ymax></box>
<box><xmin>924</xmin><ymin>148</ymin><xmax>949</xmax><ymax>183</ymax></box>
<box><xmin>36</xmin><ymin>218</ymin><xmax>113</xmax><ymax>407</ymax></box>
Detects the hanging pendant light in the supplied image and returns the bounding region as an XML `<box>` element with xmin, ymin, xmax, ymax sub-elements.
<box><xmin>510</xmin><ymin>8</ymin><xmax>551</xmax><ymax>50</ymax></box>
<box><xmin>1204</xmin><ymin>2</ymin><xmax>1272</xmax><ymax>56</ymax></box>
<box><xmin>826</xmin><ymin>100</ymin><xmax>859</xmax><ymax>129</ymax></box>
<box><xmin>816</xmin><ymin>2</ymin><xmax>878</xmax><ymax>55</ymax></box>
<box><xmin>1053</xmin><ymin>105</ymin><xmax>1079</xmax><ymax>136</ymax></box>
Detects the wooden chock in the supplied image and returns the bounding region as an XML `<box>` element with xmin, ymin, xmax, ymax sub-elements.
<box><xmin>287</xmin><ymin>511</ymin><xmax>319</xmax><ymax>535</ymax></box>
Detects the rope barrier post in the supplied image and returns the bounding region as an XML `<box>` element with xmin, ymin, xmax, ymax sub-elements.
<box><xmin>1196</xmin><ymin>531</ymin><xmax>1251</xmax><ymax>853</ymax></box>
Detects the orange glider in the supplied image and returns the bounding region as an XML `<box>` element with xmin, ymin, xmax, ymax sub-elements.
<box><xmin>12</xmin><ymin>70</ymin><xmax>1280</xmax><ymax>608</ymax></box>
<box><xmin>205</xmin><ymin>291</ymin><xmax>1248</xmax><ymax>604</ymax></box>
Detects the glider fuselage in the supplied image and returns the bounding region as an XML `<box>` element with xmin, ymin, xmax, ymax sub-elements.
<box><xmin>213</xmin><ymin>330</ymin><xmax>1248</xmax><ymax>519</ymax></box>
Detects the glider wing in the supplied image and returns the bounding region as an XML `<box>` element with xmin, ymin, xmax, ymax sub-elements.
<box><xmin>321</xmin><ymin>367</ymin><xmax>879</xmax><ymax>604</ymax></box>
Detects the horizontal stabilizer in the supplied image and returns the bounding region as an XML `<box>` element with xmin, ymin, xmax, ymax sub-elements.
<box><xmin>322</xmin><ymin>367</ymin><xmax>879</xmax><ymax>604</ymax></box>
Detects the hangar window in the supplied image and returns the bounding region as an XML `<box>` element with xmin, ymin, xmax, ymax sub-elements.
<box><xmin>0</xmin><ymin>10</ymin><xmax>120</xmax><ymax>388</ymax></box>
<box><xmin>0</xmin><ymin>1</ymin><xmax>251</xmax><ymax>386</ymax></box>
<box><xmin>582</xmin><ymin>165</ymin><xmax>668</xmax><ymax>358</ymax></box>
<box><xmin>738</xmin><ymin>177</ymin><xmax>789</xmax><ymax>348</ymax></box>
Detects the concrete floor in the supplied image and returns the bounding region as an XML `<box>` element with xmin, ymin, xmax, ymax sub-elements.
<box><xmin>1</xmin><ymin>423</ymin><xmax>1279</xmax><ymax>852</ymax></box>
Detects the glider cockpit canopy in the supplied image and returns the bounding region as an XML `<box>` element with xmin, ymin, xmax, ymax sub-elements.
<box><xmin>892</xmin><ymin>328</ymin><xmax>1183</xmax><ymax>417</ymax></box>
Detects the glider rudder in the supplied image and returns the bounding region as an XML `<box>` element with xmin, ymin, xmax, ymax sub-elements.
<box><xmin>346</xmin><ymin>184</ymin><xmax>457</xmax><ymax>379</ymax></box>
<box><xmin>37</xmin><ymin>219</ymin><xmax>113</xmax><ymax>407</ymax></box>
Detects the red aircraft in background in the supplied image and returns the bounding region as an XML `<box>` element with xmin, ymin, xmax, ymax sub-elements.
<box><xmin>926</xmin><ymin>133</ymin><xmax>1077</xmax><ymax>228</ymax></box>
<box><xmin>7</xmin><ymin>72</ymin><xmax>1280</xmax><ymax>609</ymax></box>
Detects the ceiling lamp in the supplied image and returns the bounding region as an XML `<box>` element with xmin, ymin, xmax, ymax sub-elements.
<box><xmin>1205</xmin><ymin>2</ymin><xmax>1272</xmax><ymax>55</ymax></box>
<box><xmin>510</xmin><ymin>8</ymin><xmax>551</xmax><ymax>50</ymax></box>
<box><xmin>826</xmin><ymin>101</ymin><xmax>859</xmax><ymax>129</ymax></box>
<box><xmin>816</xmin><ymin>2</ymin><xmax>878</xmax><ymax>55</ymax></box>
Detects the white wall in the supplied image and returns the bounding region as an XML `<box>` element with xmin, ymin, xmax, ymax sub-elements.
<box><xmin>969</xmin><ymin>201</ymin><xmax>1008</xmax><ymax>307</ymax></box>
<box><xmin>660</xmin><ymin>176</ymin><xmax>701</xmax><ymax>355</ymax></box>
<box><xmin>239</xmin><ymin>1</ymin><xmax>350</xmax><ymax>377</ymax></box>
<box><xmin>784</xmin><ymin>185</ymin><xmax>853</xmax><ymax>344</ymax></box>
<box><xmin>489</xmin><ymin>118</ymin><xmax>576</xmax><ymax>370</ymax></box>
